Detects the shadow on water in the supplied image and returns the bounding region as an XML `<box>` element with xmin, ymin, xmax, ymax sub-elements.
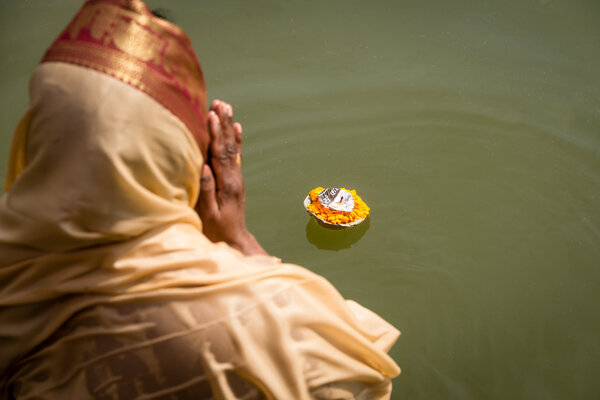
<box><xmin>305</xmin><ymin>217</ymin><xmax>370</xmax><ymax>251</ymax></box>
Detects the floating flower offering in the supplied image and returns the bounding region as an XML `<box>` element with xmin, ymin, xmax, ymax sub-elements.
<box><xmin>304</xmin><ymin>187</ymin><xmax>370</xmax><ymax>227</ymax></box>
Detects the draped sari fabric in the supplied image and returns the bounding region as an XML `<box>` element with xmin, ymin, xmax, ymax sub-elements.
<box><xmin>0</xmin><ymin>1</ymin><xmax>400</xmax><ymax>398</ymax></box>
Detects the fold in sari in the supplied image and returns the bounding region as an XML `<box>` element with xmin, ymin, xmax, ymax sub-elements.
<box><xmin>0</xmin><ymin>1</ymin><xmax>400</xmax><ymax>398</ymax></box>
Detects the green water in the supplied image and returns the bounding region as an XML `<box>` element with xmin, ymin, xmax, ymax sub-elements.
<box><xmin>2</xmin><ymin>1</ymin><xmax>599</xmax><ymax>398</ymax></box>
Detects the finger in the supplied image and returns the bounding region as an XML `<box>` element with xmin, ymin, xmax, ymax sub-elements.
<box><xmin>219</xmin><ymin>101</ymin><xmax>233</xmax><ymax>126</ymax></box>
<box><xmin>233</xmin><ymin>123</ymin><xmax>242</xmax><ymax>165</ymax></box>
<box><xmin>210</xmin><ymin>99</ymin><xmax>221</xmax><ymax>112</ymax></box>
<box><xmin>208</xmin><ymin>111</ymin><xmax>227</xmax><ymax>186</ymax></box>
<box><xmin>208</xmin><ymin>110</ymin><xmax>221</xmax><ymax>141</ymax></box>
<box><xmin>233</xmin><ymin>122</ymin><xmax>242</xmax><ymax>148</ymax></box>
<box><xmin>210</xmin><ymin>104</ymin><xmax>239</xmax><ymax>168</ymax></box>
<box><xmin>208</xmin><ymin>111</ymin><xmax>221</xmax><ymax>163</ymax></box>
<box><xmin>216</xmin><ymin>102</ymin><xmax>236</xmax><ymax>146</ymax></box>
<box><xmin>198</xmin><ymin>164</ymin><xmax>219</xmax><ymax>214</ymax></box>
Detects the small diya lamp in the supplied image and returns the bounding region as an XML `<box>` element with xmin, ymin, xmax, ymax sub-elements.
<box><xmin>303</xmin><ymin>187</ymin><xmax>370</xmax><ymax>228</ymax></box>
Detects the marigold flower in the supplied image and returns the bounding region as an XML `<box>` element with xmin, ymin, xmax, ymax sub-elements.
<box><xmin>305</xmin><ymin>187</ymin><xmax>370</xmax><ymax>226</ymax></box>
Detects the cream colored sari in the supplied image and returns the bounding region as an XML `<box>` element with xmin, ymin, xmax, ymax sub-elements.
<box><xmin>0</xmin><ymin>1</ymin><xmax>400</xmax><ymax>399</ymax></box>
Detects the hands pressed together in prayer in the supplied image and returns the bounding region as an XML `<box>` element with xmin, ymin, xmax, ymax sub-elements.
<box><xmin>195</xmin><ymin>100</ymin><xmax>268</xmax><ymax>256</ymax></box>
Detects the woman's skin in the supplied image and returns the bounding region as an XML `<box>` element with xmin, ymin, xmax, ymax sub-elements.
<box><xmin>195</xmin><ymin>100</ymin><xmax>269</xmax><ymax>256</ymax></box>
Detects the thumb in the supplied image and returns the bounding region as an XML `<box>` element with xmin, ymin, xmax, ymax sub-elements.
<box><xmin>198</xmin><ymin>164</ymin><xmax>218</xmax><ymax>215</ymax></box>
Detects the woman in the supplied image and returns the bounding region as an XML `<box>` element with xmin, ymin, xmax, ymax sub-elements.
<box><xmin>0</xmin><ymin>0</ymin><xmax>400</xmax><ymax>398</ymax></box>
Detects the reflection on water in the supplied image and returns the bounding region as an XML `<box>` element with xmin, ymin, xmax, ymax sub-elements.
<box><xmin>1</xmin><ymin>0</ymin><xmax>600</xmax><ymax>399</ymax></box>
<box><xmin>305</xmin><ymin>217</ymin><xmax>370</xmax><ymax>251</ymax></box>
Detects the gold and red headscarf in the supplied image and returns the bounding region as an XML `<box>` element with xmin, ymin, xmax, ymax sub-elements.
<box><xmin>42</xmin><ymin>0</ymin><xmax>208</xmax><ymax>154</ymax></box>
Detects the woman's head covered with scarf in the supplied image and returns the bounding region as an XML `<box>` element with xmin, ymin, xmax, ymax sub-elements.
<box><xmin>1</xmin><ymin>0</ymin><xmax>210</xmax><ymax>255</ymax></box>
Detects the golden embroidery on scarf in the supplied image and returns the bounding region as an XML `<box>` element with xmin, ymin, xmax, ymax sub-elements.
<box><xmin>68</xmin><ymin>6</ymin><xmax>95</xmax><ymax>40</ymax></box>
<box><xmin>68</xmin><ymin>4</ymin><xmax>166</xmax><ymax>67</ymax></box>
